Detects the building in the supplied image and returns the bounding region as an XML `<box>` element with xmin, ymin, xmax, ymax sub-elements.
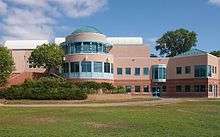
<box><xmin>4</xmin><ymin>26</ymin><xmax>220</xmax><ymax>98</ymax></box>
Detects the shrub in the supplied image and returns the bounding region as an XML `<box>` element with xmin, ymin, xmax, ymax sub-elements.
<box><xmin>0</xmin><ymin>77</ymin><xmax>87</xmax><ymax>100</ymax></box>
<box><xmin>112</xmin><ymin>86</ymin><xmax>126</xmax><ymax>94</ymax></box>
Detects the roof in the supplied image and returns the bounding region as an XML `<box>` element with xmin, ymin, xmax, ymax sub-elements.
<box><xmin>107</xmin><ymin>37</ymin><xmax>143</xmax><ymax>45</ymax></box>
<box><xmin>72</xmin><ymin>26</ymin><xmax>102</xmax><ymax>35</ymax></box>
<box><xmin>4</xmin><ymin>40</ymin><xmax>49</xmax><ymax>49</ymax></box>
<box><xmin>175</xmin><ymin>48</ymin><xmax>207</xmax><ymax>57</ymax></box>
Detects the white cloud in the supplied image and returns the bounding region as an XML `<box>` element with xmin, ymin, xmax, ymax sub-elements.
<box><xmin>0</xmin><ymin>0</ymin><xmax>107</xmax><ymax>40</ymax></box>
<box><xmin>0</xmin><ymin>0</ymin><xmax>7</xmax><ymax>15</ymax></box>
<box><xmin>209</xmin><ymin>0</ymin><xmax>220</xmax><ymax>6</ymax></box>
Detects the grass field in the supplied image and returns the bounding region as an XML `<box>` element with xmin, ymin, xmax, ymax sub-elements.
<box><xmin>0</xmin><ymin>100</ymin><xmax>220</xmax><ymax>137</ymax></box>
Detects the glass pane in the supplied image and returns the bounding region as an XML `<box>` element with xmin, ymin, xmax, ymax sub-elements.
<box><xmin>94</xmin><ymin>62</ymin><xmax>102</xmax><ymax>72</ymax></box>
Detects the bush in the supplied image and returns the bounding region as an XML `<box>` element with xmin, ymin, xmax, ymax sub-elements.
<box><xmin>112</xmin><ymin>86</ymin><xmax>126</xmax><ymax>94</ymax></box>
<box><xmin>0</xmin><ymin>77</ymin><xmax>87</xmax><ymax>100</ymax></box>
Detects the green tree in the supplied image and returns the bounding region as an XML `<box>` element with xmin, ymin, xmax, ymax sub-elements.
<box><xmin>0</xmin><ymin>47</ymin><xmax>14</xmax><ymax>86</ymax></box>
<box><xmin>210</xmin><ymin>50</ymin><xmax>220</xmax><ymax>57</ymax></box>
<box><xmin>156</xmin><ymin>28</ymin><xmax>198</xmax><ymax>57</ymax></box>
<box><xmin>29</xmin><ymin>43</ymin><xmax>64</xmax><ymax>73</ymax></box>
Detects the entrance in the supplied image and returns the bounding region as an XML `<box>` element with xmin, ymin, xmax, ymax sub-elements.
<box><xmin>152</xmin><ymin>87</ymin><xmax>161</xmax><ymax>97</ymax></box>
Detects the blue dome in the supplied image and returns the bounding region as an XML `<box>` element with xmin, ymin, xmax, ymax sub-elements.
<box><xmin>72</xmin><ymin>26</ymin><xmax>102</xmax><ymax>35</ymax></box>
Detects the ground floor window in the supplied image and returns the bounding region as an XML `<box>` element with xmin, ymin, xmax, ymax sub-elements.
<box><xmin>63</xmin><ymin>62</ymin><xmax>69</xmax><ymax>73</ymax></box>
<box><xmin>81</xmin><ymin>61</ymin><xmax>92</xmax><ymax>72</ymax></box>
<box><xmin>143</xmin><ymin>86</ymin><xmax>149</xmax><ymax>92</ymax></box>
<box><xmin>135</xmin><ymin>86</ymin><xmax>141</xmax><ymax>92</ymax></box>
<box><xmin>176</xmin><ymin>85</ymin><xmax>182</xmax><ymax>92</ymax></box>
<box><xmin>185</xmin><ymin>85</ymin><xmax>191</xmax><ymax>92</ymax></box>
<box><xmin>125</xmin><ymin>86</ymin><xmax>132</xmax><ymax>92</ymax></box>
<box><xmin>70</xmin><ymin>62</ymin><xmax>79</xmax><ymax>72</ymax></box>
<box><xmin>209</xmin><ymin>85</ymin><xmax>213</xmax><ymax>92</ymax></box>
<box><xmin>104</xmin><ymin>62</ymin><xmax>110</xmax><ymax>73</ymax></box>
<box><xmin>94</xmin><ymin>62</ymin><xmax>102</xmax><ymax>72</ymax></box>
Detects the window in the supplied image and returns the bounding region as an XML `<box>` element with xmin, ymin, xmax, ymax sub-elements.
<box><xmin>194</xmin><ymin>85</ymin><xmax>200</xmax><ymax>92</ymax></box>
<box><xmin>143</xmin><ymin>67</ymin><xmax>149</xmax><ymax>75</ymax></box>
<box><xmin>135</xmin><ymin>86</ymin><xmax>141</xmax><ymax>92</ymax></box>
<box><xmin>185</xmin><ymin>66</ymin><xmax>191</xmax><ymax>74</ymax></box>
<box><xmin>70</xmin><ymin>62</ymin><xmax>79</xmax><ymax>72</ymax></box>
<box><xmin>195</xmin><ymin>65</ymin><xmax>211</xmax><ymax>78</ymax></box>
<box><xmin>185</xmin><ymin>85</ymin><xmax>191</xmax><ymax>92</ymax></box>
<box><xmin>117</xmin><ymin>68</ymin><xmax>123</xmax><ymax>75</ymax></box>
<box><xmin>135</xmin><ymin>68</ymin><xmax>140</xmax><ymax>76</ymax></box>
<box><xmin>144</xmin><ymin>86</ymin><xmax>149</xmax><ymax>92</ymax></box>
<box><xmin>176</xmin><ymin>67</ymin><xmax>182</xmax><ymax>74</ymax></box>
<box><xmin>152</xmin><ymin>66</ymin><xmax>166</xmax><ymax>80</ymax></box>
<box><xmin>200</xmin><ymin>85</ymin><xmax>206</xmax><ymax>92</ymax></box>
<box><xmin>176</xmin><ymin>85</ymin><xmax>182</xmax><ymax>92</ymax></box>
<box><xmin>215</xmin><ymin>67</ymin><xmax>217</xmax><ymax>74</ymax></box>
<box><xmin>81</xmin><ymin>61</ymin><xmax>91</xmax><ymax>72</ymax></box>
<box><xmin>94</xmin><ymin>62</ymin><xmax>102</xmax><ymax>72</ymax></box>
<box><xmin>104</xmin><ymin>62</ymin><xmax>110</xmax><ymax>73</ymax></box>
<box><xmin>82</xmin><ymin>42</ymin><xmax>91</xmax><ymax>53</ymax></box>
<box><xmin>162</xmin><ymin>86</ymin><xmax>166</xmax><ymax>92</ymax></box>
<box><xmin>125</xmin><ymin>86</ymin><xmax>132</xmax><ymax>92</ymax></box>
<box><xmin>111</xmin><ymin>63</ymin><xmax>114</xmax><ymax>74</ymax></box>
<box><xmin>75</xmin><ymin>42</ymin><xmax>82</xmax><ymax>53</ymax></box>
<box><xmin>63</xmin><ymin>62</ymin><xmax>69</xmax><ymax>73</ymax></box>
<box><xmin>97</xmin><ymin>43</ymin><xmax>103</xmax><ymax>52</ymax></box>
<box><xmin>209</xmin><ymin>85</ymin><xmax>213</xmax><ymax>92</ymax></box>
<box><xmin>125</xmin><ymin>68</ymin><xmax>131</xmax><ymax>75</ymax></box>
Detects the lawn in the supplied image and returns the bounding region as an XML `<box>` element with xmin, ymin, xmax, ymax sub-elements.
<box><xmin>0</xmin><ymin>100</ymin><xmax>220</xmax><ymax>137</ymax></box>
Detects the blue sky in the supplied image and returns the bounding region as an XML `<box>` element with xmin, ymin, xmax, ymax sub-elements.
<box><xmin>0</xmin><ymin>0</ymin><xmax>220</xmax><ymax>53</ymax></box>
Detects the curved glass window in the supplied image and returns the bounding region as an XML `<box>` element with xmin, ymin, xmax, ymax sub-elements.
<box><xmin>81</xmin><ymin>61</ymin><xmax>91</xmax><ymax>72</ymax></box>
<box><xmin>104</xmin><ymin>62</ymin><xmax>110</xmax><ymax>73</ymax></box>
<box><xmin>62</xmin><ymin>41</ymin><xmax>111</xmax><ymax>54</ymax></box>
<box><xmin>94</xmin><ymin>62</ymin><xmax>103</xmax><ymax>72</ymax></box>
<box><xmin>152</xmin><ymin>65</ymin><xmax>167</xmax><ymax>82</ymax></box>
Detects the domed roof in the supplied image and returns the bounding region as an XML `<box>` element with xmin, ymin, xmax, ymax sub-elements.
<box><xmin>72</xmin><ymin>26</ymin><xmax>102</xmax><ymax>35</ymax></box>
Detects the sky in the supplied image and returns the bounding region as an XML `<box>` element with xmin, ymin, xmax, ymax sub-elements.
<box><xmin>0</xmin><ymin>0</ymin><xmax>220</xmax><ymax>53</ymax></box>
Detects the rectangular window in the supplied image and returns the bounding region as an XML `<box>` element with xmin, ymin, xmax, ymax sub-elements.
<box><xmin>70</xmin><ymin>62</ymin><xmax>79</xmax><ymax>72</ymax></box>
<box><xmin>117</xmin><ymin>68</ymin><xmax>123</xmax><ymax>75</ymax></box>
<box><xmin>94</xmin><ymin>62</ymin><xmax>102</xmax><ymax>72</ymax></box>
<box><xmin>215</xmin><ymin>67</ymin><xmax>217</xmax><ymax>74</ymax></box>
<box><xmin>125</xmin><ymin>86</ymin><xmax>132</xmax><ymax>92</ymax></box>
<box><xmin>135</xmin><ymin>86</ymin><xmax>141</xmax><ymax>92</ymax></box>
<box><xmin>125</xmin><ymin>68</ymin><xmax>131</xmax><ymax>75</ymax></box>
<box><xmin>63</xmin><ymin>62</ymin><xmax>69</xmax><ymax>73</ymax></box>
<box><xmin>200</xmin><ymin>85</ymin><xmax>206</xmax><ymax>92</ymax></box>
<box><xmin>144</xmin><ymin>86</ymin><xmax>149</xmax><ymax>92</ymax></box>
<box><xmin>97</xmin><ymin>43</ymin><xmax>103</xmax><ymax>52</ymax></box>
<box><xmin>185</xmin><ymin>85</ymin><xmax>191</xmax><ymax>92</ymax></box>
<box><xmin>104</xmin><ymin>62</ymin><xmax>110</xmax><ymax>73</ymax></box>
<box><xmin>176</xmin><ymin>67</ymin><xmax>182</xmax><ymax>74</ymax></box>
<box><xmin>75</xmin><ymin>42</ymin><xmax>82</xmax><ymax>53</ymax></box>
<box><xmin>195</xmin><ymin>65</ymin><xmax>210</xmax><ymax>78</ymax></box>
<box><xmin>194</xmin><ymin>85</ymin><xmax>200</xmax><ymax>92</ymax></box>
<box><xmin>209</xmin><ymin>85</ymin><xmax>213</xmax><ymax>92</ymax></box>
<box><xmin>81</xmin><ymin>61</ymin><xmax>91</xmax><ymax>72</ymax></box>
<box><xmin>143</xmin><ymin>67</ymin><xmax>149</xmax><ymax>75</ymax></box>
<box><xmin>176</xmin><ymin>85</ymin><xmax>182</xmax><ymax>92</ymax></box>
<box><xmin>135</xmin><ymin>68</ymin><xmax>140</xmax><ymax>76</ymax></box>
<box><xmin>185</xmin><ymin>66</ymin><xmax>191</xmax><ymax>74</ymax></box>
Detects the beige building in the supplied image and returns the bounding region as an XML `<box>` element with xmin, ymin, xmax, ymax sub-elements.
<box><xmin>4</xmin><ymin>26</ymin><xmax>220</xmax><ymax>98</ymax></box>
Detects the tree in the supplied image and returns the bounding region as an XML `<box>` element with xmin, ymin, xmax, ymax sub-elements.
<box><xmin>210</xmin><ymin>50</ymin><xmax>220</xmax><ymax>57</ymax></box>
<box><xmin>156</xmin><ymin>28</ymin><xmax>198</xmax><ymax>57</ymax></box>
<box><xmin>29</xmin><ymin>43</ymin><xmax>64</xmax><ymax>73</ymax></box>
<box><xmin>0</xmin><ymin>47</ymin><xmax>14</xmax><ymax>86</ymax></box>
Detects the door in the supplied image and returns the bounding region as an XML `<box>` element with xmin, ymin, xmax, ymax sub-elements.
<box><xmin>152</xmin><ymin>87</ymin><xmax>161</xmax><ymax>97</ymax></box>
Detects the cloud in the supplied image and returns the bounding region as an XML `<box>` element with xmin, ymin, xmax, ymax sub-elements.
<box><xmin>0</xmin><ymin>0</ymin><xmax>7</xmax><ymax>15</ymax></box>
<box><xmin>0</xmin><ymin>0</ymin><xmax>107</xmax><ymax>40</ymax></box>
<box><xmin>209</xmin><ymin>0</ymin><xmax>220</xmax><ymax>6</ymax></box>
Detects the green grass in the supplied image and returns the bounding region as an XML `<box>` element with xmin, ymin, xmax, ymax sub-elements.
<box><xmin>0</xmin><ymin>101</ymin><xmax>220</xmax><ymax>137</ymax></box>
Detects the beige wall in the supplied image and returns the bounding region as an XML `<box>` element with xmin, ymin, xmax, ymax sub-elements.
<box><xmin>12</xmin><ymin>49</ymin><xmax>45</xmax><ymax>73</ymax></box>
<box><xmin>110</xmin><ymin>44</ymin><xmax>151</xmax><ymax>80</ymax></box>
<box><xmin>207</xmin><ymin>54</ymin><xmax>219</xmax><ymax>80</ymax></box>
<box><xmin>167</xmin><ymin>55</ymin><xmax>208</xmax><ymax>79</ymax></box>
<box><xmin>66</xmin><ymin>33</ymin><xmax>107</xmax><ymax>43</ymax></box>
<box><xmin>65</xmin><ymin>54</ymin><xmax>113</xmax><ymax>63</ymax></box>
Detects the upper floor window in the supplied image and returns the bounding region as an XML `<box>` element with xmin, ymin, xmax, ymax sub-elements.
<box><xmin>185</xmin><ymin>66</ymin><xmax>191</xmax><ymax>74</ymax></box>
<box><xmin>81</xmin><ymin>61</ymin><xmax>91</xmax><ymax>72</ymax></box>
<box><xmin>70</xmin><ymin>62</ymin><xmax>79</xmax><ymax>73</ymax></box>
<box><xmin>94</xmin><ymin>62</ymin><xmax>102</xmax><ymax>73</ymax></box>
<box><xmin>194</xmin><ymin>65</ymin><xmax>211</xmax><ymax>78</ymax></box>
<box><xmin>117</xmin><ymin>68</ymin><xmax>123</xmax><ymax>75</ymax></box>
<box><xmin>176</xmin><ymin>67</ymin><xmax>182</xmax><ymax>74</ymax></box>
<box><xmin>143</xmin><ymin>67</ymin><xmax>149</xmax><ymax>75</ymax></box>
<box><xmin>125</xmin><ymin>68</ymin><xmax>131</xmax><ymax>75</ymax></box>
<box><xmin>104</xmin><ymin>62</ymin><xmax>110</xmax><ymax>73</ymax></box>
<box><xmin>135</xmin><ymin>68</ymin><xmax>140</xmax><ymax>76</ymax></box>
